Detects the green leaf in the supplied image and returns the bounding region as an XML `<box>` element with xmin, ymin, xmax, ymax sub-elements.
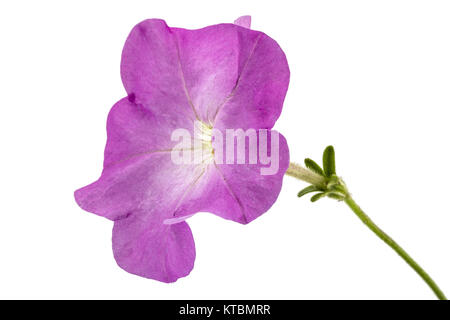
<box><xmin>297</xmin><ymin>185</ymin><xmax>322</xmax><ymax>198</ymax></box>
<box><xmin>323</xmin><ymin>145</ymin><xmax>336</xmax><ymax>177</ymax></box>
<box><xmin>311</xmin><ymin>192</ymin><xmax>326</xmax><ymax>202</ymax></box>
<box><xmin>304</xmin><ymin>158</ymin><xmax>325</xmax><ymax>176</ymax></box>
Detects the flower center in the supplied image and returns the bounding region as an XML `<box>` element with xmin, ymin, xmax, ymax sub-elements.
<box><xmin>194</xmin><ymin>120</ymin><xmax>214</xmax><ymax>164</ymax></box>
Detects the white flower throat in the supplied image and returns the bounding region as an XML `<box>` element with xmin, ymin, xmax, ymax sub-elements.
<box><xmin>194</xmin><ymin>120</ymin><xmax>215</xmax><ymax>164</ymax></box>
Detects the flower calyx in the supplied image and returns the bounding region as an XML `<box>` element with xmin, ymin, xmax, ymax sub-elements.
<box><xmin>297</xmin><ymin>146</ymin><xmax>349</xmax><ymax>202</ymax></box>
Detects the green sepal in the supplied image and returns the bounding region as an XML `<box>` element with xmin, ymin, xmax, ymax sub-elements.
<box><xmin>311</xmin><ymin>192</ymin><xmax>326</xmax><ymax>202</ymax></box>
<box><xmin>328</xmin><ymin>184</ymin><xmax>346</xmax><ymax>194</ymax></box>
<box><xmin>323</xmin><ymin>145</ymin><xmax>336</xmax><ymax>177</ymax></box>
<box><xmin>326</xmin><ymin>192</ymin><xmax>346</xmax><ymax>201</ymax></box>
<box><xmin>304</xmin><ymin>158</ymin><xmax>325</xmax><ymax>177</ymax></box>
<box><xmin>297</xmin><ymin>185</ymin><xmax>322</xmax><ymax>198</ymax></box>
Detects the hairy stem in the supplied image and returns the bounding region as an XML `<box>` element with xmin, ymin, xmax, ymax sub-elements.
<box><xmin>287</xmin><ymin>161</ymin><xmax>447</xmax><ymax>300</ymax></box>
<box><xmin>286</xmin><ymin>162</ymin><xmax>326</xmax><ymax>187</ymax></box>
<box><xmin>344</xmin><ymin>196</ymin><xmax>446</xmax><ymax>300</ymax></box>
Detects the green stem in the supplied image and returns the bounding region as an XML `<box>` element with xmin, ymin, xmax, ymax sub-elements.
<box><xmin>287</xmin><ymin>161</ymin><xmax>446</xmax><ymax>299</ymax></box>
<box><xmin>344</xmin><ymin>196</ymin><xmax>447</xmax><ymax>300</ymax></box>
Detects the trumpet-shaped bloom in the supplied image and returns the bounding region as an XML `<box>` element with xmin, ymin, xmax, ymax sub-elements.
<box><xmin>75</xmin><ymin>17</ymin><xmax>290</xmax><ymax>282</ymax></box>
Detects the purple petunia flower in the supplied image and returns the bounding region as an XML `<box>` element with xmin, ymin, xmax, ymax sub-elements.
<box><xmin>74</xmin><ymin>17</ymin><xmax>290</xmax><ymax>282</ymax></box>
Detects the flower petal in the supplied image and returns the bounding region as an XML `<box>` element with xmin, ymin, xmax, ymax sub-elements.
<box><xmin>113</xmin><ymin>211</ymin><xmax>195</xmax><ymax>282</ymax></box>
<box><xmin>172</xmin><ymin>24</ymin><xmax>261</xmax><ymax>123</ymax></box>
<box><xmin>213</xmin><ymin>131</ymin><xmax>290</xmax><ymax>223</ymax></box>
<box><xmin>74</xmin><ymin>151</ymin><xmax>205</xmax><ymax>221</ymax></box>
<box><xmin>214</xmin><ymin>33</ymin><xmax>290</xmax><ymax>130</ymax></box>
<box><xmin>103</xmin><ymin>97</ymin><xmax>192</xmax><ymax>168</ymax></box>
<box><xmin>120</xmin><ymin>19</ymin><xmax>198</xmax><ymax>122</ymax></box>
<box><xmin>122</xmin><ymin>19</ymin><xmax>288</xmax><ymax>127</ymax></box>
<box><xmin>234</xmin><ymin>15</ymin><xmax>251</xmax><ymax>29</ymax></box>
<box><xmin>167</xmin><ymin>131</ymin><xmax>290</xmax><ymax>224</ymax></box>
<box><xmin>163</xmin><ymin>164</ymin><xmax>244</xmax><ymax>224</ymax></box>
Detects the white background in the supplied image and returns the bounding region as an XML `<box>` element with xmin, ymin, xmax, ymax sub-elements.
<box><xmin>1</xmin><ymin>0</ymin><xmax>449</xmax><ymax>300</ymax></box>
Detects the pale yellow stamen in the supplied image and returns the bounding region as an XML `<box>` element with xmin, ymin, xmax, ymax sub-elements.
<box><xmin>194</xmin><ymin>121</ymin><xmax>215</xmax><ymax>164</ymax></box>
